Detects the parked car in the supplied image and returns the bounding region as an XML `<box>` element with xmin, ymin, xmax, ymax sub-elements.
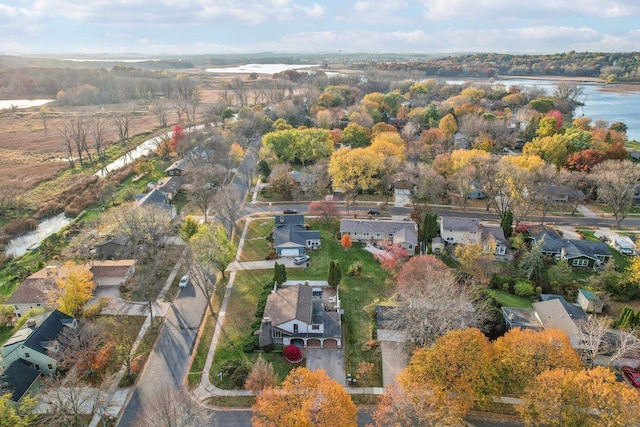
<box><xmin>283</xmin><ymin>208</ymin><xmax>298</xmax><ymax>214</ymax></box>
<box><xmin>368</xmin><ymin>208</ymin><xmax>380</xmax><ymax>215</ymax></box>
<box><xmin>294</xmin><ymin>255</ymin><xmax>310</xmax><ymax>265</ymax></box>
<box><xmin>179</xmin><ymin>275</ymin><xmax>189</xmax><ymax>288</ymax></box>
<box><xmin>622</xmin><ymin>366</ymin><xmax>640</xmax><ymax>387</ymax></box>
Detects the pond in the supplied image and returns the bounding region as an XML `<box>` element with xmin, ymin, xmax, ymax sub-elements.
<box><xmin>5</xmin><ymin>213</ymin><xmax>71</xmax><ymax>258</ymax></box>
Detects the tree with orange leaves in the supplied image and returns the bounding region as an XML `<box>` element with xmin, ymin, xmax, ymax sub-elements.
<box><xmin>519</xmin><ymin>367</ymin><xmax>640</xmax><ymax>427</ymax></box>
<box><xmin>340</xmin><ymin>234</ymin><xmax>352</xmax><ymax>249</ymax></box>
<box><xmin>374</xmin><ymin>328</ymin><xmax>498</xmax><ymax>426</ymax></box>
<box><xmin>252</xmin><ymin>367</ymin><xmax>357</xmax><ymax>427</ymax></box>
<box><xmin>493</xmin><ymin>328</ymin><xmax>583</xmax><ymax>397</ymax></box>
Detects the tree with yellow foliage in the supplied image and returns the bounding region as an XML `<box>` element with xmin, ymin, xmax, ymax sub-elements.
<box><xmin>329</xmin><ymin>147</ymin><xmax>382</xmax><ymax>208</ymax></box>
<box><xmin>449</xmin><ymin>148</ymin><xmax>490</xmax><ymax>174</ymax></box>
<box><xmin>454</xmin><ymin>241</ymin><xmax>497</xmax><ymax>283</ymax></box>
<box><xmin>518</xmin><ymin>367</ymin><xmax>640</xmax><ymax>427</ymax></box>
<box><xmin>438</xmin><ymin>113</ymin><xmax>458</xmax><ymax>139</ymax></box>
<box><xmin>55</xmin><ymin>262</ymin><xmax>95</xmax><ymax>316</ymax></box>
<box><xmin>493</xmin><ymin>328</ymin><xmax>582</xmax><ymax>397</ymax></box>
<box><xmin>501</xmin><ymin>153</ymin><xmax>546</xmax><ymax>172</ymax></box>
<box><xmin>252</xmin><ymin>368</ymin><xmax>357</xmax><ymax>427</ymax></box>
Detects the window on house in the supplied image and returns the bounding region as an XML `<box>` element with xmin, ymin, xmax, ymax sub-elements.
<box><xmin>388</xmin><ymin>233</ymin><xmax>393</xmax><ymax>238</ymax></box>
<box><xmin>312</xmin><ymin>325</ymin><xmax>320</xmax><ymax>330</ymax></box>
<box><xmin>37</xmin><ymin>303</ymin><xmax>41</xmax><ymax>307</ymax></box>
<box><xmin>47</xmin><ymin>364</ymin><xmax>53</xmax><ymax>370</ymax></box>
<box><xmin>16</xmin><ymin>314</ymin><xmax>21</xmax><ymax>318</ymax></box>
<box><xmin>408</xmin><ymin>245</ymin><xmax>413</xmax><ymax>249</ymax></box>
<box><xmin>272</xmin><ymin>330</ymin><xmax>283</xmax><ymax>338</ymax></box>
<box><xmin>375</xmin><ymin>233</ymin><xmax>382</xmax><ymax>238</ymax></box>
<box><xmin>572</xmin><ymin>259</ymin><xmax>588</xmax><ymax>267</ymax></box>
<box><xmin>363</xmin><ymin>232</ymin><xmax>369</xmax><ymax>237</ymax></box>
<box><xmin>293</xmin><ymin>324</ymin><xmax>299</xmax><ymax>333</ymax></box>
<box><xmin>24</xmin><ymin>352</ymin><xmax>30</xmax><ymax>358</ymax></box>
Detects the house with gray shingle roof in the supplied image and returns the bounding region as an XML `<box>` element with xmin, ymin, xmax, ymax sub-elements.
<box><xmin>527</xmin><ymin>225</ymin><xmax>612</xmax><ymax>269</ymax></box>
<box><xmin>257</xmin><ymin>283</ymin><xmax>341</xmax><ymax>349</ymax></box>
<box><xmin>340</xmin><ymin>219</ymin><xmax>418</xmax><ymax>255</ymax></box>
<box><xmin>273</xmin><ymin>215</ymin><xmax>320</xmax><ymax>256</ymax></box>
<box><xmin>440</xmin><ymin>216</ymin><xmax>509</xmax><ymax>257</ymax></box>
<box><xmin>135</xmin><ymin>188</ymin><xmax>176</xmax><ymax>219</ymax></box>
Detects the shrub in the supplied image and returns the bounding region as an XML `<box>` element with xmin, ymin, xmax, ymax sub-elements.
<box><xmin>347</xmin><ymin>260</ymin><xmax>363</xmax><ymax>277</ymax></box>
<box><xmin>3</xmin><ymin>218</ymin><xmax>38</xmax><ymax>237</ymax></box>
<box><xmin>514</xmin><ymin>279</ymin><xmax>536</xmax><ymax>298</ymax></box>
<box><xmin>265</xmin><ymin>250</ymin><xmax>277</xmax><ymax>260</ymax></box>
<box><xmin>283</xmin><ymin>344</ymin><xmax>303</xmax><ymax>362</ymax></box>
<box><xmin>220</xmin><ymin>360</ymin><xmax>250</xmax><ymax>387</ymax></box>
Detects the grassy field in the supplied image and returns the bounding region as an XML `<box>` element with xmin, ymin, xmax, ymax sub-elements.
<box><xmin>485</xmin><ymin>289</ymin><xmax>533</xmax><ymax>309</ymax></box>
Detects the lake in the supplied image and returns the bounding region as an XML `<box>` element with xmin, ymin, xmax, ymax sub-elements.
<box><xmin>0</xmin><ymin>99</ymin><xmax>53</xmax><ymax>110</ymax></box>
<box><xmin>449</xmin><ymin>78</ymin><xmax>640</xmax><ymax>141</ymax></box>
<box><xmin>206</xmin><ymin>63</ymin><xmax>319</xmax><ymax>74</ymax></box>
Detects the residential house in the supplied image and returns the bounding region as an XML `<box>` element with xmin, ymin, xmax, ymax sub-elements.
<box><xmin>6</xmin><ymin>261</ymin><xmax>136</xmax><ymax>317</ymax></box>
<box><xmin>533</xmin><ymin>297</ymin><xmax>591</xmax><ymax>350</ymax></box>
<box><xmin>527</xmin><ymin>225</ymin><xmax>612</xmax><ymax>269</ymax></box>
<box><xmin>577</xmin><ymin>289</ymin><xmax>604</xmax><ymax>314</ymax></box>
<box><xmin>340</xmin><ymin>219</ymin><xmax>418</xmax><ymax>255</ymax></box>
<box><xmin>440</xmin><ymin>217</ymin><xmax>482</xmax><ymax>245</ymax></box>
<box><xmin>273</xmin><ymin>215</ymin><xmax>321</xmax><ymax>256</ymax></box>
<box><xmin>156</xmin><ymin>176</ymin><xmax>185</xmax><ymax>201</ymax></box>
<box><xmin>164</xmin><ymin>159</ymin><xmax>187</xmax><ymax>176</ymax></box>
<box><xmin>502</xmin><ymin>295</ymin><xmax>591</xmax><ymax>351</ymax></box>
<box><xmin>135</xmin><ymin>188</ymin><xmax>177</xmax><ymax>219</ymax></box>
<box><xmin>92</xmin><ymin>238</ymin><xmax>129</xmax><ymax>259</ymax></box>
<box><xmin>290</xmin><ymin>171</ymin><xmax>316</xmax><ymax>193</ymax></box>
<box><xmin>501</xmin><ymin>307</ymin><xmax>544</xmax><ymax>331</ymax></box>
<box><xmin>467</xmin><ymin>182</ymin><xmax>485</xmax><ymax>200</ymax></box>
<box><xmin>0</xmin><ymin>310</ymin><xmax>78</xmax><ymax>375</ymax></box>
<box><xmin>0</xmin><ymin>359</ymin><xmax>41</xmax><ymax>411</ymax></box>
<box><xmin>431</xmin><ymin>237</ymin><xmax>445</xmax><ymax>254</ymax></box>
<box><xmin>535</xmin><ymin>184</ymin><xmax>585</xmax><ymax>204</ymax></box>
<box><xmin>256</xmin><ymin>282</ymin><xmax>341</xmax><ymax>349</ymax></box>
<box><xmin>440</xmin><ymin>216</ymin><xmax>508</xmax><ymax>256</ymax></box>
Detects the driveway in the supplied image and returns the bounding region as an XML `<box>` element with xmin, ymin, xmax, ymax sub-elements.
<box><xmin>227</xmin><ymin>257</ymin><xmax>304</xmax><ymax>271</ymax></box>
<box><xmin>380</xmin><ymin>340</ymin><xmax>407</xmax><ymax>387</ymax></box>
<box><xmin>89</xmin><ymin>287</ymin><xmax>148</xmax><ymax>316</ymax></box>
<box><xmin>306</xmin><ymin>348</ymin><xmax>346</xmax><ymax>386</ymax></box>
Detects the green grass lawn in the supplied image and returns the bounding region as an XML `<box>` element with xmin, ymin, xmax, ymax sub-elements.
<box><xmin>238</xmin><ymin>219</ymin><xmax>274</xmax><ymax>262</ymax></box>
<box><xmin>485</xmin><ymin>289</ymin><xmax>533</xmax><ymax>308</ymax></box>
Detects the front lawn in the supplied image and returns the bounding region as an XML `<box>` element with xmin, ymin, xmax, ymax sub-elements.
<box><xmin>238</xmin><ymin>219</ymin><xmax>274</xmax><ymax>262</ymax></box>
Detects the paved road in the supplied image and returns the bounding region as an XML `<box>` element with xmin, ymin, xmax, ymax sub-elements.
<box><xmin>244</xmin><ymin>202</ymin><xmax>640</xmax><ymax>229</ymax></box>
<box><xmin>118</xmin><ymin>283</ymin><xmax>207</xmax><ymax>426</ymax></box>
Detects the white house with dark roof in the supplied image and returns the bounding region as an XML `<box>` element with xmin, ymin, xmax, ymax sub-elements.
<box><xmin>256</xmin><ymin>282</ymin><xmax>341</xmax><ymax>349</ymax></box>
<box><xmin>164</xmin><ymin>159</ymin><xmax>187</xmax><ymax>176</ymax></box>
<box><xmin>527</xmin><ymin>225</ymin><xmax>612</xmax><ymax>269</ymax></box>
<box><xmin>339</xmin><ymin>219</ymin><xmax>418</xmax><ymax>255</ymax></box>
<box><xmin>135</xmin><ymin>188</ymin><xmax>177</xmax><ymax>219</ymax></box>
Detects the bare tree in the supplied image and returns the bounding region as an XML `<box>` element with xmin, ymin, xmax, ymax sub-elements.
<box><xmin>91</xmin><ymin>115</ymin><xmax>107</xmax><ymax>161</ymax></box>
<box><xmin>592</xmin><ymin>160</ymin><xmax>640</xmax><ymax>228</ymax></box>
<box><xmin>60</xmin><ymin>120</ymin><xmax>76</xmax><ymax>168</ymax></box>
<box><xmin>134</xmin><ymin>387</ymin><xmax>206</xmax><ymax>427</ymax></box>
<box><xmin>154</xmin><ymin>134</ymin><xmax>172</xmax><ymax>160</ymax></box>
<box><xmin>187</xmin><ymin>165</ymin><xmax>224</xmax><ymax>222</ymax></box>
<box><xmin>183</xmin><ymin>248</ymin><xmax>217</xmax><ymax>316</ymax></box>
<box><xmin>214</xmin><ymin>184</ymin><xmax>244</xmax><ymax>238</ymax></box>
<box><xmin>382</xmin><ymin>255</ymin><xmax>488</xmax><ymax>348</ymax></box>
<box><xmin>152</xmin><ymin>101</ymin><xmax>171</xmax><ymax>127</ymax></box>
<box><xmin>578</xmin><ymin>316</ymin><xmax>640</xmax><ymax>367</ymax></box>
<box><xmin>114</xmin><ymin>112</ymin><xmax>131</xmax><ymax>145</ymax></box>
<box><xmin>104</xmin><ymin>204</ymin><xmax>174</xmax><ymax>261</ymax></box>
<box><xmin>40</xmin><ymin>370</ymin><xmax>115</xmax><ymax>427</ymax></box>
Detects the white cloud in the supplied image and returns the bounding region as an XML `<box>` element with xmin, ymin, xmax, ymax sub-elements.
<box><xmin>420</xmin><ymin>0</ymin><xmax>640</xmax><ymax>21</ymax></box>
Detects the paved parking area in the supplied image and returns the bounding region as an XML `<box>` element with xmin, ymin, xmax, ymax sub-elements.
<box><xmin>306</xmin><ymin>348</ymin><xmax>346</xmax><ymax>386</ymax></box>
<box><xmin>380</xmin><ymin>340</ymin><xmax>407</xmax><ymax>387</ymax></box>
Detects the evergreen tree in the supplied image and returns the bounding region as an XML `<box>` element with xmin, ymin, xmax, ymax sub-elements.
<box><xmin>501</xmin><ymin>210</ymin><xmax>514</xmax><ymax>239</ymax></box>
<box><xmin>518</xmin><ymin>237</ymin><xmax>545</xmax><ymax>282</ymax></box>
<box><xmin>273</xmin><ymin>262</ymin><xmax>287</xmax><ymax>285</ymax></box>
<box><xmin>422</xmin><ymin>213</ymin><xmax>439</xmax><ymax>242</ymax></box>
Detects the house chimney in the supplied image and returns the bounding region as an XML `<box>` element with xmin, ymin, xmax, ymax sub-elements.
<box><xmin>26</xmin><ymin>318</ymin><xmax>36</xmax><ymax>329</ymax></box>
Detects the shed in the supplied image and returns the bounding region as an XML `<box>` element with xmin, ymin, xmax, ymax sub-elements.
<box><xmin>431</xmin><ymin>237</ymin><xmax>445</xmax><ymax>254</ymax></box>
<box><xmin>577</xmin><ymin>289</ymin><xmax>604</xmax><ymax>314</ymax></box>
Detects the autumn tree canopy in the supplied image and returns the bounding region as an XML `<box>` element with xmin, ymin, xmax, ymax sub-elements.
<box><xmin>252</xmin><ymin>368</ymin><xmax>357</xmax><ymax>427</ymax></box>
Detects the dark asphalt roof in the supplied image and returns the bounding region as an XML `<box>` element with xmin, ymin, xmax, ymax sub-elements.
<box><xmin>23</xmin><ymin>310</ymin><xmax>75</xmax><ymax>356</ymax></box>
<box><xmin>1</xmin><ymin>359</ymin><xmax>41</xmax><ymax>403</ymax></box>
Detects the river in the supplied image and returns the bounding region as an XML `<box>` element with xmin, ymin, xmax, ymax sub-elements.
<box><xmin>5</xmin><ymin>213</ymin><xmax>70</xmax><ymax>258</ymax></box>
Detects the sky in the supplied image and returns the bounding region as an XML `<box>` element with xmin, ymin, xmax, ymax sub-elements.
<box><xmin>1</xmin><ymin>0</ymin><xmax>640</xmax><ymax>55</ymax></box>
